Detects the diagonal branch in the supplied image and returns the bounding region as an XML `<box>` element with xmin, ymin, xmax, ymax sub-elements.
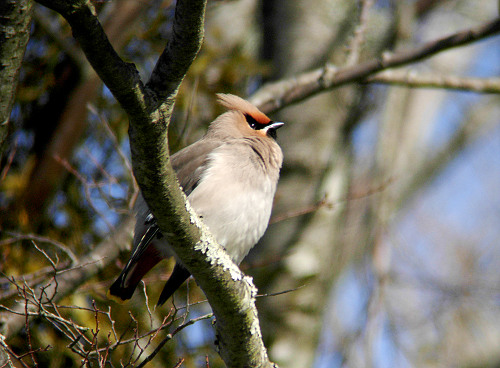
<box><xmin>33</xmin><ymin>0</ymin><xmax>277</xmax><ymax>366</ymax></box>
<box><xmin>146</xmin><ymin>0</ymin><xmax>206</xmax><ymax>104</ymax></box>
<box><xmin>251</xmin><ymin>17</ymin><xmax>500</xmax><ymax>113</ymax></box>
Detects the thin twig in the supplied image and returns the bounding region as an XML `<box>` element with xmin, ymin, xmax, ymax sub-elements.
<box><xmin>270</xmin><ymin>178</ymin><xmax>393</xmax><ymax>224</ymax></box>
<box><xmin>367</xmin><ymin>70</ymin><xmax>500</xmax><ymax>94</ymax></box>
<box><xmin>0</xmin><ymin>335</ymin><xmax>30</xmax><ymax>368</ymax></box>
<box><xmin>23</xmin><ymin>286</ymin><xmax>37</xmax><ymax>367</ymax></box>
<box><xmin>54</xmin><ymin>155</ymin><xmax>116</xmax><ymax>231</ymax></box>
<box><xmin>0</xmin><ymin>138</ymin><xmax>17</xmax><ymax>182</ymax></box>
<box><xmin>141</xmin><ymin>281</ymin><xmax>154</xmax><ymax>329</ymax></box>
<box><xmin>87</xmin><ymin>103</ymin><xmax>136</xmax><ymax>189</ymax></box>
<box><xmin>346</xmin><ymin>0</ymin><xmax>374</xmax><ymax>66</ymax></box>
<box><xmin>2</xmin><ymin>232</ymin><xmax>78</xmax><ymax>265</ymax></box>
<box><xmin>256</xmin><ymin>284</ymin><xmax>308</xmax><ymax>298</ymax></box>
<box><xmin>269</xmin><ymin>197</ymin><xmax>332</xmax><ymax>224</ymax></box>
<box><xmin>173</xmin><ymin>358</ymin><xmax>185</xmax><ymax>368</ymax></box>
<box><xmin>136</xmin><ymin>313</ymin><xmax>213</xmax><ymax>368</ymax></box>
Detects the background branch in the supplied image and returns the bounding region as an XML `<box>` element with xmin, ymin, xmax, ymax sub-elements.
<box><xmin>367</xmin><ymin>70</ymin><xmax>500</xmax><ymax>93</ymax></box>
<box><xmin>251</xmin><ymin>16</ymin><xmax>500</xmax><ymax>112</ymax></box>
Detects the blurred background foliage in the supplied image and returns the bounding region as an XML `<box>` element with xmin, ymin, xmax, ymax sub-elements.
<box><xmin>1</xmin><ymin>0</ymin><xmax>500</xmax><ymax>367</ymax></box>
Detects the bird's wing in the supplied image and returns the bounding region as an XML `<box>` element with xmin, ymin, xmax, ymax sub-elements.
<box><xmin>128</xmin><ymin>138</ymin><xmax>220</xmax><ymax>255</ymax></box>
<box><xmin>126</xmin><ymin>213</ymin><xmax>160</xmax><ymax>268</ymax></box>
<box><xmin>108</xmin><ymin>139</ymin><xmax>222</xmax><ymax>303</ymax></box>
<box><xmin>122</xmin><ymin>138</ymin><xmax>221</xmax><ymax>265</ymax></box>
<box><xmin>171</xmin><ymin>138</ymin><xmax>222</xmax><ymax>196</ymax></box>
<box><xmin>108</xmin><ymin>215</ymin><xmax>163</xmax><ymax>302</ymax></box>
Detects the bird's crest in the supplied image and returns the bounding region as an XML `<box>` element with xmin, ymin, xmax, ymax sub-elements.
<box><xmin>217</xmin><ymin>93</ymin><xmax>271</xmax><ymax>125</ymax></box>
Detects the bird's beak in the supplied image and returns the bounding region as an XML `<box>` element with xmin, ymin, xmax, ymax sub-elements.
<box><xmin>264</xmin><ymin>121</ymin><xmax>284</xmax><ymax>140</ymax></box>
<box><xmin>268</xmin><ymin>121</ymin><xmax>284</xmax><ymax>130</ymax></box>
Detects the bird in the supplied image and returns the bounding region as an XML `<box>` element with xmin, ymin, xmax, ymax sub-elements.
<box><xmin>108</xmin><ymin>93</ymin><xmax>284</xmax><ymax>306</ymax></box>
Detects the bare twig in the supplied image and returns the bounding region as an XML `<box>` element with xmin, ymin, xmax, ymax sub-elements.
<box><xmin>0</xmin><ymin>138</ymin><xmax>17</xmax><ymax>182</ymax></box>
<box><xmin>1</xmin><ymin>216</ymin><xmax>134</xmax><ymax>339</ymax></box>
<box><xmin>87</xmin><ymin>103</ymin><xmax>136</xmax><ymax>191</ymax></box>
<box><xmin>54</xmin><ymin>155</ymin><xmax>116</xmax><ymax>231</ymax></box>
<box><xmin>256</xmin><ymin>284</ymin><xmax>307</xmax><ymax>298</ymax></box>
<box><xmin>346</xmin><ymin>0</ymin><xmax>374</xmax><ymax>66</ymax></box>
<box><xmin>141</xmin><ymin>281</ymin><xmax>154</xmax><ymax>329</ymax></box>
<box><xmin>136</xmin><ymin>313</ymin><xmax>213</xmax><ymax>368</ymax></box>
<box><xmin>23</xmin><ymin>286</ymin><xmax>37</xmax><ymax>367</ymax></box>
<box><xmin>367</xmin><ymin>70</ymin><xmax>500</xmax><ymax>94</ymax></box>
<box><xmin>269</xmin><ymin>197</ymin><xmax>333</xmax><ymax>224</ymax></box>
<box><xmin>270</xmin><ymin>178</ymin><xmax>394</xmax><ymax>224</ymax></box>
<box><xmin>1</xmin><ymin>232</ymin><xmax>78</xmax><ymax>265</ymax></box>
<box><xmin>173</xmin><ymin>358</ymin><xmax>185</xmax><ymax>368</ymax></box>
<box><xmin>0</xmin><ymin>335</ymin><xmax>23</xmax><ymax>368</ymax></box>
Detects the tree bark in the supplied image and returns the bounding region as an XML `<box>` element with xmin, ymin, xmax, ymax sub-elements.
<box><xmin>0</xmin><ymin>0</ymin><xmax>33</xmax><ymax>161</ymax></box>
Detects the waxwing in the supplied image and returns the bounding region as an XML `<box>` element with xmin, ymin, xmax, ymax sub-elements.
<box><xmin>108</xmin><ymin>93</ymin><xmax>284</xmax><ymax>306</ymax></box>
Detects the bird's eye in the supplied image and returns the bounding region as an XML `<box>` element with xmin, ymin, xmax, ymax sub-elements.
<box><xmin>244</xmin><ymin>114</ymin><xmax>260</xmax><ymax>130</ymax></box>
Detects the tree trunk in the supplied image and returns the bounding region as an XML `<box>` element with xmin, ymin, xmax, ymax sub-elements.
<box><xmin>0</xmin><ymin>0</ymin><xmax>33</xmax><ymax>161</ymax></box>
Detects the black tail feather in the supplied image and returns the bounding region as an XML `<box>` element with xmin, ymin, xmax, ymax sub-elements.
<box><xmin>108</xmin><ymin>270</ymin><xmax>139</xmax><ymax>302</ymax></box>
<box><xmin>157</xmin><ymin>263</ymin><xmax>191</xmax><ymax>306</ymax></box>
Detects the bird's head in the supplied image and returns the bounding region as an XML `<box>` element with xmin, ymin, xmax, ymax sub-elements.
<box><xmin>209</xmin><ymin>93</ymin><xmax>284</xmax><ymax>140</ymax></box>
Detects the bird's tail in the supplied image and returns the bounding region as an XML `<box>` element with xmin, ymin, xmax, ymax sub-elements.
<box><xmin>108</xmin><ymin>244</ymin><xmax>163</xmax><ymax>303</ymax></box>
<box><xmin>157</xmin><ymin>262</ymin><xmax>191</xmax><ymax>306</ymax></box>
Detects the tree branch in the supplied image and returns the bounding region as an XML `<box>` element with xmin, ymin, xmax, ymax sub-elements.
<box><xmin>251</xmin><ymin>17</ymin><xmax>500</xmax><ymax>113</ymax></box>
<box><xmin>35</xmin><ymin>0</ymin><xmax>148</xmax><ymax>119</ymax></box>
<box><xmin>145</xmin><ymin>0</ymin><xmax>206</xmax><ymax>104</ymax></box>
<box><xmin>125</xmin><ymin>1</ymin><xmax>276</xmax><ymax>365</ymax></box>
<box><xmin>34</xmin><ymin>0</ymin><xmax>277</xmax><ymax>366</ymax></box>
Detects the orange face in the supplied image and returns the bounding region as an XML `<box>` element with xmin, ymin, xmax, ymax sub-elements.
<box><xmin>243</xmin><ymin>113</ymin><xmax>284</xmax><ymax>140</ymax></box>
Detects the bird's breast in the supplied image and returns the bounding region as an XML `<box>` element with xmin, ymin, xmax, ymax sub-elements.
<box><xmin>186</xmin><ymin>145</ymin><xmax>279</xmax><ymax>263</ymax></box>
